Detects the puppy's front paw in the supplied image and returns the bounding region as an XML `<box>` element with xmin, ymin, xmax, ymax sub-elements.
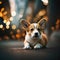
<box><xmin>24</xmin><ymin>45</ymin><xmax>31</xmax><ymax>49</ymax></box>
<box><xmin>34</xmin><ymin>44</ymin><xmax>42</xmax><ymax>49</ymax></box>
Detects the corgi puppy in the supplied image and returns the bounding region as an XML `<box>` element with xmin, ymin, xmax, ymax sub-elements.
<box><xmin>21</xmin><ymin>19</ymin><xmax>48</xmax><ymax>49</ymax></box>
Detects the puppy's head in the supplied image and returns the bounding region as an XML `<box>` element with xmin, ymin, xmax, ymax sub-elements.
<box><xmin>21</xmin><ymin>19</ymin><xmax>47</xmax><ymax>39</ymax></box>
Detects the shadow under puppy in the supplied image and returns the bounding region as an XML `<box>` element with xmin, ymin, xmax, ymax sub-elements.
<box><xmin>21</xmin><ymin>19</ymin><xmax>48</xmax><ymax>49</ymax></box>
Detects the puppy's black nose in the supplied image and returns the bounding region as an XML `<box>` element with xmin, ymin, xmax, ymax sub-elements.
<box><xmin>35</xmin><ymin>33</ymin><xmax>38</xmax><ymax>37</ymax></box>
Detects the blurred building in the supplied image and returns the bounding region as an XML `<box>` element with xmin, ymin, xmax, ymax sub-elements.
<box><xmin>9</xmin><ymin>0</ymin><xmax>28</xmax><ymax>28</ymax></box>
<box><xmin>48</xmin><ymin>0</ymin><xmax>60</xmax><ymax>35</ymax></box>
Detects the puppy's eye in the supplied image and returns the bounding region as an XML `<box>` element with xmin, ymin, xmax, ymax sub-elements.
<box><xmin>37</xmin><ymin>28</ymin><xmax>40</xmax><ymax>31</ymax></box>
<box><xmin>31</xmin><ymin>29</ymin><xmax>34</xmax><ymax>31</ymax></box>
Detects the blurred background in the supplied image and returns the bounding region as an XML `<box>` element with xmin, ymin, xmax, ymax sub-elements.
<box><xmin>0</xmin><ymin>0</ymin><xmax>60</xmax><ymax>41</ymax></box>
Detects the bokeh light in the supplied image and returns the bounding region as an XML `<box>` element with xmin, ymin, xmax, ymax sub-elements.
<box><xmin>51</xmin><ymin>26</ymin><xmax>55</xmax><ymax>31</ymax></box>
<box><xmin>19</xmin><ymin>14</ymin><xmax>23</xmax><ymax>18</ymax></box>
<box><xmin>12</xmin><ymin>25</ymin><xmax>16</xmax><ymax>30</ymax></box>
<box><xmin>0</xmin><ymin>1</ymin><xmax>2</xmax><ymax>4</ymax></box>
<box><xmin>3</xmin><ymin>19</ymin><xmax>7</xmax><ymax>23</ymax></box>
<box><xmin>10</xmin><ymin>17</ymin><xmax>13</xmax><ymax>21</ymax></box>
<box><xmin>6</xmin><ymin>25</ymin><xmax>10</xmax><ymax>29</ymax></box>
<box><xmin>0</xmin><ymin>0</ymin><xmax>59</xmax><ymax>41</ymax></box>
<box><xmin>11</xmin><ymin>11</ymin><xmax>16</xmax><ymax>17</ymax></box>
<box><xmin>17</xmin><ymin>29</ymin><xmax>20</xmax><ymax>33</ymax></box>
<box><xmin>16</xmin><ymin>33</ymin><xmax>21</xmax><ymax>39</ymax></box>
<box><xmin>1</xmin><ymin>8</ymin><xmax>5</xmax><ymax>12</ymax></box>
<box><xmin>41</xmin><ymin>0</ymin><xmax>48</xmax><ymax>5</ymax></box>
<box><xmin>6</xmin><ymin>21</ymin><xmax>10</xmax><ymax>26</ymax></box>
<box><xmin>10</xmin><ymin>31</ymin><xmax>13</xmax><ymax>35</ymax></box>
<box><xmin>0</xmin><ymin>24</ymin><xmax>3</xmax><ymax>28</ymax></box>
<box><xmin>4</xmin><ymin>35</ymin><xmax>9</xmax><ymax>40</ymax></box>
<box><xmin>3</xmin><ymin>11</ymin><xmax>7</xmax><ymax>15</ymax></box>
<box><xmin>11</xmin><ymin>35</ymin><xmax>16</xmax><ymax>39</ymax></box>
<box><xmin>0</xmin><ymin>12</ymin><xmax>3</xmax><ymax>17</ymax></box>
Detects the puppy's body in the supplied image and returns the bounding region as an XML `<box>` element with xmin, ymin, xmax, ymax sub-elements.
<box><xmin>21</xmin><ymin>19</ymin><xmax>48</xmax><ymax>49</ymax></box>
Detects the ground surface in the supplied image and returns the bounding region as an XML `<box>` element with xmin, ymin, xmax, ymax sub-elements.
<box><xmin>0</xmin><ymin>31</ymin><xmax>60</xmax><ymax>60</ymax></box>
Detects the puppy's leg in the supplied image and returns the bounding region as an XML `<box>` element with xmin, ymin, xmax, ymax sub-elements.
<box><xmin>24</xmin><ymin>41</ymin><xmax>31</xmax><ymax>49</ymax></box>
<box><xmin>40</xmin><ymin>33</ymin><xmax>48</xmax><ymax>47</ymax></box>
<box><xmin>34</xmin><ymin>43</ymin><xmax>42</xmax><ymax>49</ymax></box>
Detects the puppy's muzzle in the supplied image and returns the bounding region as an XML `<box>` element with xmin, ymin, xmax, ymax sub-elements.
<box><xmin>34</xmin><ymin>33</ymin><xmax>39</xmax><ymax>37</ymax></box>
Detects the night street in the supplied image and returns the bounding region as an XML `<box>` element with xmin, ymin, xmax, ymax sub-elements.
<box><xmin>0</xmin><ymin>31</ymin><xmax>60</xmax><ymax>60</ymax></box>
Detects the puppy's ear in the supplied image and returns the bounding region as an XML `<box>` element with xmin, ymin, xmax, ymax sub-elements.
<box><xmin>38</xmin><ymin>18</ymin><xmax>47</xmax><ymax>30</ymax></box>
<box><xmin>20</xmin><ymin>19</ymin><xmax>30</xmax><ymax>29</ymax></box>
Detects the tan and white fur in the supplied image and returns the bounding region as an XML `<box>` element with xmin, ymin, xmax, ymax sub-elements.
<box><xmin>21</xmin><ymin>19</ymin><xmax>48</xmax><ymax>49</ymax></box>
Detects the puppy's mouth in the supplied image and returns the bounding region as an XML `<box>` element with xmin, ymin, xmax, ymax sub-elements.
<box><xmin>32</xmin><ymin>37</ymin><xmax>39</xmax><ymax>40</ymax></box>
<box><xmin>34</xmin><ymin>35</ymin><xmax>39</xmax><ymax>37</ymax></box>
<box><xmin>33</xmin><ymin>35</ymin><xmax>39</xmax><ymax>40</ymax></box>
